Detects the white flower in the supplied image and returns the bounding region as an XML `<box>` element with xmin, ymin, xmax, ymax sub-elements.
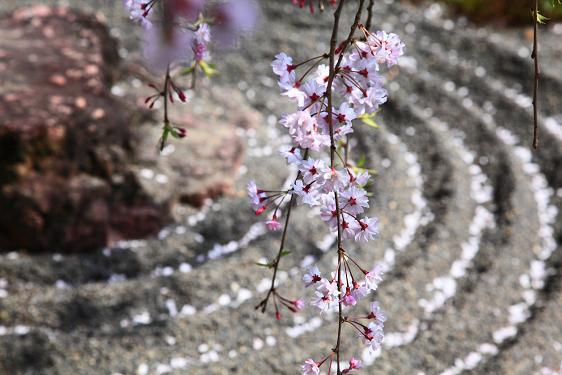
<box><xmin>335</xmin><ymin>102</ymin><xmax>358</xmax><ymax>125</ymax></box>
<box><xmin>368</xmin><ymin>31</ymin><xmax>405</xmax><ymax>67</ymax></box>
<box><xmin>315</xmin><ymin>64</ymin><xmax>330</xmax><ymax>86</ymax></box>
<box><xmin>195</xmin><ymin>23</ymin><xmax>211</xmax><ymax>43</ymax></box>
<box><xmin>299</xmin><ymin>158</ymin><xmax>326</xmax><ymax>185</ymax></box>
<box><xmin>272</xmin><ymin>52</ymin><xmax>294</xmax><ymax>78</ymax></box>
<box><xmin>339</xmin><ymin>186</ymin><xmax>369</xmax><ymax>215</ymax></box>
<box><xmin>364</xmin><ymin>264</ymin><xmax>384</xmax><ymax>291</ymax></box>
<box><xmin>247</xmin><ymin>180</ymin><xmax>265</xmax><ymax>210</ymax></box>
<box><xmin>369</xmin><ymin>301</ymin><xmax>387</xmax><ymax>326</ymax></box>
<box><xmin>341</xmin><ymin>218</ymin><xmax>361</xmax><ymax>241</ymax></box>
<box><xmin>364</xmin><ymin>321</ymin><xmax>384</xmax><ymax>352</ymax></box>
<box><xmin>303</xmin><ymin>265</ymin><xmax>321</xmax><ymax>287</ymax></box>
<box><xmin>316</xmin><ymin>278</ymin><xmax>340</xmax><ymax>298</ymax></box>
<box><xmin>124</xmin><ymin>0</ymin><xmax>152</xmax><ymax>28</ymax></box>
<box><xmin>320</xmin><ymin>195</ymin><xmax>338</xmax><ymax>228</ymax></box>
<box><xmin>354</xmin><ymin>171</ymin><xmax>370</xmax><ymax>186</ymax></box>
<box><xmin>282</xmin><ymin>85</ymin><xmax>308</xmax><ymax>107</ymax></box>
<box><xmin>280</xmin><ymin>110</ymin><xmax>329</xmax><ymax>151</ymax></box>
<box><xmin>292</xmin><ymin>180</ymin><xmax>319</xmax><ymax>206</ymax></box>
<box><xmin>354</xmin><ymin>217</ymin><xmax>379</xmax><ymax>242</ymax></box>
<box><xmin>301</xmin><ymin>358</ymin><xmax>320</xmax><ymax>375</ymax></box>
<box><xmin>351</xmin><ymin>284</ymin><xmax>369</xmax><ymax>301</ymax></box>
<box><xmin>301</xmin><ymin>80</ymin><xmax>326</xmax><ymax>109</ymax></box>
<box><xmin>280</xmin><ymin>146</ymin><xmax>302</xmax><ymax>164</ymax></box>
<box><xmin>319</xmin><ymin>167</ymin><xmax>349</xmax><ymax>193</ymax></box>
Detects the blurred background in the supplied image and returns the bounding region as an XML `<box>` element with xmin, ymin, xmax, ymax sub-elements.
<box><xmin>0</xmin><ymin>0</ymin><xmax>561</xmax><ymax>374</ymax></box>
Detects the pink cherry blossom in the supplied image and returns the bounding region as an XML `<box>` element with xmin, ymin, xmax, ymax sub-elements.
<box><xmin>342</xmin><ymin>357</ymin><xmax>363</xmax><ymax>374</ymax></box>
<box><xmin>364</xmin><ymin>264</ymin><xmax>384</xmax><ymax>291</ymax></box>
<box><xmin>266</xmin><ymin>217</ymin><xmax>282</xmax><ymax>231</ymax></box>
<box><xmin>280</xmin><ymin>146</ymin><xmax>303</xmax><ymax>164</ymax></box>
<box><xmin>301</xmin><ymin>359</ymin><xmax>320</xmax><ymax>375</ymax></box>
<box><xmin>303</xmin><ymin>265</ymin><xmax>322</xmax><ymax>287</ymax></box>
<box><xmin>342</xmin><ymin>289</ymin><xmax>357</xmax><ymax>306</ymax></box>
<box><xmin>293</xmin><ymin>299</ymin><xmax>305</xmax><ymax>311</ymax></box>
<box><xmin>368</xmin><ymin>301</ymin><xmax>387</xmax><ymax>325</ymax></box>
<box><xmin>247</xmin><ymin>180</ymin><xmax>265</xmax><ymax>211</ymax></box>
<box><xmin>363</xmin><ymin>322</ymin><xmax>384</xmax><ymax>352</ymax></box>
<box><xmin>354</xmin><ymin>217</ymin><xmax>379</xmax><ymax>242</ymax></box>
<box><xmin>340</xmin><ymin>186</ymin><xmax>369</xmax><ymax>215</ymax></box>
<box><xmin>292</xmin><ymin>180</ymin><xmax>320</xmax><ymax>206</ymax></box>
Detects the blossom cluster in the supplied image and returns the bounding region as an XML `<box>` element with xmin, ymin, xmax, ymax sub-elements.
<box><xmin>249</xmin><ymin>25</ymin><xmax>404</xmax><ymax>241</ymax></box>
<box><xmin>303</xmin><ymin>261</ymin><xmax>387</xmax><ymax>365</ymax></box>
<box><xmin>248</xmin><ymin>22</ymin><xmax>404</xmax><ymax>374</ymax></box>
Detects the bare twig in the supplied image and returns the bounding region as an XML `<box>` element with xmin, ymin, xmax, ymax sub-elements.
<box><xmin>159</xmin><ymin>65</ymin><xmax>171</xmax><ymax>151</ymax></box>
<box><xmin>532</xmin><ymin>0</ymin><xmax>540</xmax><ymax>149</ymax></box>
<box><xmin>365</xmin><ymin>0</ymin><xmax>375</xmax><ymax>31</ymax></box>
<box><xmin>256</xmin><ymin>150</ymin><xmax>309</xmax><ymax>313</ymax></box>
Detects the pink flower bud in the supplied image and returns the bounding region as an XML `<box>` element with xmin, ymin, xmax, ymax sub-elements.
<box><xmin>176</xmin><ymin>127</ymin><xmax>187</xmax><ymax>138</ymax></box>
<box><xmin>293</xmin><ymin>299</ymin><xmax>305</xmax><ymax>311</ymax></box>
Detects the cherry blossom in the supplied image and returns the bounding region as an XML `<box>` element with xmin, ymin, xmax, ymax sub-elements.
<box><xmin>364</xmin><ymin>321</ymin><xmax>385</xmax><ymax>352</ymax></box>
<box><xmin>342</xmin><ymin>357</ymin><xmax>363</xmax><ymax>374</ymax></box>
<box><xmin>364</xmin><ymin>264</ymin><xmax>384</xmax><ymax>291</ymax></box>
<box><xmin>272</xmin><ymin>52</ymin><xmax>295</xmax><ymax>81</ymax></box>
<box><xmin>342</xmin><ymin>288</ymin><xmax>357</xmax><ymax>306</ymax></box>
<box><xmin>245</xmin><ymin>4</ymin><xmax>405</xmax><ymax>372</ymax></box>
<box><xmin>266</xmin><ymin>217</ymin><xmax>282</xmax><ymax>231</ymax></box>
<box><xmin>368</xmin><ymin>301</ymin><xmax>387</xmax><ymax>326</ymax></box>
<box><xmin>247</xmin><ymin>180</ymin><xmax>265</xmax><ymax>211</ymax></box>
<box><xmin>340</xmin><ymin>186</ymin><xmax>369</xmax><ymax>215</ymax></box>
<box><xmin>303</xmin><ymin>265</ymin><xmax>322</xmax><ymax>287</ymax></box>
<box><xmin>292</xmin><ymin>180</ymin><xmax>320</xmax><ymax>206</ymax></box>
<box><xmin>354</xmin><ymin>217</ymin><xmax>379</xmax><ymax>242</ymax></box>
<box><xmin>301</xmin><ymin>359</ymin><xmax>320</xmax><ymax>375</ymax></box>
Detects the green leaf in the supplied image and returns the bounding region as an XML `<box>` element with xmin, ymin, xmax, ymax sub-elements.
<box><xmin>159</xmin><ymin>126</ymin><xmax>171</xmax><ymax>152</ymax></box>
<box><xmin>357</xmin><ymin>112</ymin><xmax>380</xmax><ymax>128</ymax></box>
<box><xmin>532</xmin><ymin>10</ymin><xmax>550</xmax><ymax>24</ymax></box>
<box><xmin>352</xmin><ymin>166</ymin><xmax>377</xmax><ymax>175</ymax></box>
<box><xmin>280</xmin><ymin>249</ymin><xmax>291</xmax><ymax>257</ymax></box>
<box><xmin>356</xmin><ymin>154</ymin><xmax>367</xmax><ymax>168</ymax></box>
<box><xmin>199</xmin><ymin>61</ymin><xmax>218</xmax><ymax>78</ymax></box>
<box><xmin>255</xmin><ymin>262</ymin><xmax>274</xmax><ymax>269</ymax></box>
<box><xmin>179</xmin><ymin>63</ymin><xmax>196</xmax><ymax>76</ymax></box>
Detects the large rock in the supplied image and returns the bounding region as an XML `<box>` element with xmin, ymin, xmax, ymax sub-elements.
<box><xmin>0</xmin><ymin>6</ymin><xmax>167</xmax><ymax>252</ymax></box>
<box><xmin>133</xmin><ymin>86</ymin><xmax>259</xmax><ymax>209</ymax></box>
<box><xmin>0</xmin><ymin>6</ymin><xmax>261</xmax><ymax>252</ymax></box>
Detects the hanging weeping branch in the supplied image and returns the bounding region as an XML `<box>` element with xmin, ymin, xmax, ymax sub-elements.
<box><xmin>531</xmin><ymin>0</ymin><xmax>540</xmax><ymax>149</ymax></box>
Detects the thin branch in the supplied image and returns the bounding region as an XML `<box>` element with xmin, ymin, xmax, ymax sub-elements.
<box><xmin>164</xmin><ymin>65</ymin><xmax>170</xmax><ymax>124</ymax></box>
<box><xmin>159</xmin><ymin>65</ymin><xmax>171</xmax><ymax>151</ymax></box>
<box><xmin>365</xmin><ymin>0</ymin><xmax>375</xmax><ymax>31</ymax></box>
<box><xmin>256</xmin><ymin>149</ymin><xmax>309</xmax><ymax>313</ymax></box>
<box><xmin>532</xmin><ymin>0</ymin><xmax>540</xmax><ymax>149</ymax></box>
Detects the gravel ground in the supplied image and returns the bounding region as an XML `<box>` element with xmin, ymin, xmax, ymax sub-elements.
<box><xmin>0</xmin><ymin>0</ymin><xmax>561</xmax><ymax>374</ymax></box>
